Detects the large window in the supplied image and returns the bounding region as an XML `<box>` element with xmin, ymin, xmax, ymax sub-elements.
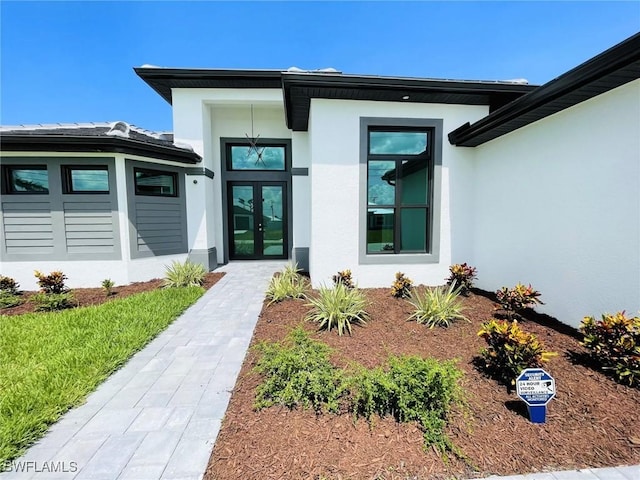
<box><xmin>62</xmin><ymin>165</ymin><xmax>109</xmax><ymax>193</ymax></box>
<box><xmin>2</xmin><ymin>166</ymin><xmax>49</xmax><ymax>194</ymax></box>
<box><xmin>366</xmin><ymin>128</ymin><xmax>431</xmax><ymax>254</ymax></box>
<box><xmin>134</xmin><ymin>168</ymin><xmax>177</xmax><ymax>197</ymax></box>
<box><xmin>228</xmin><ymin>144</ymin><xmax>286</xmax><ymax>171</ymax></box>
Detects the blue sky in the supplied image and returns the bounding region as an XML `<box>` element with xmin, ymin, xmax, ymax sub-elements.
<box><xmin>1</xmin><ymin>1</ymin><xmax>638</xmax><ymax>132</ymax></box>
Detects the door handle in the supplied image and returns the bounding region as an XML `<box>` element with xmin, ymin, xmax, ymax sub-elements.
<box><xmin>258</xmin><ymin>223</ymin><xmax>263</xmax><ymax>232</ymax></box>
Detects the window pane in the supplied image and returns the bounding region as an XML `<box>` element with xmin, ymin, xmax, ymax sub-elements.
<box><xmin>400</xmin><ymin>208</ymin><xmax>427</xmax><ymax>252</ymax></box>
<box><xmin>400</xmin><ymin>159</ymin><xmax>428</xmax><ymax>205</ymax></box>
<box><xmin>135</xmin><ymin>169</ymin><xmax>176</xmax><ymax>196</ymax></box>
<box><xmin>262</xmin><ymin>185</ymin><xmax>284</xmax><ymax>256</ymax></box>
<box><xmin>367</xmin><ymin>208</ymin><xmax>394</xmax><ymax>253</ymax></box>
<box><xmin>230</xmin><ymin>146</ymin><xmax>285</xmax><ymax>170</ymax></box>
<box><xmin>8</xmin><ymin>168</ymin><xmax>49</xmax><ymax>193</ymax></box>
<box><xmin>368</xmin><ymin>160</ymin><xmax>395</xmax><ymax>206</ymax></box>
<box><xmin>369</xmin><ymin>131</ymin><xmax>427</xmax><ymax>155</ymax></box>
<box><xmin>232</xmin><ymin>185</ymin><xmax>255</xmax><ymax>257</ymax></box>
<box><xmin>69</xmin><ymin>168</ymin><xmax>109</xmax><ymax>192</ymax></box>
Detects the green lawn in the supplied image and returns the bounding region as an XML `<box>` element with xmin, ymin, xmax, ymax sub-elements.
<box><xmin>0</xmin><ymin>286</ymin><xmax>205</xmax><ymax>464</ymax></box>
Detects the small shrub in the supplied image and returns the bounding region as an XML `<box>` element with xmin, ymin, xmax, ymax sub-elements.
<box><xmin>478</xmin><ymin>319</ymin><xmax>556</xmax><ymax>386</ymax></box>
<box><xmin>34</xmin><ymin>270</ymin><xmax>68</xmax><ymax>294</ymax></box>
<box><xmin>581</xmin><ymin>312</ymin><xmax>640</xmax><ymax>387</ymax></box>
<box><xmin>31</xmin><ymin>292</ymin><xmax>76</xmax><ymax>312</ymax></box>
<box><xmin>332</xmin><ymin>269</ymin><xmax>354</xmax><ymax>289</ymax></box>
<box><xmin>254</xmin><ymin>327</ymin><xmax>347</xmax><ymax>413</ymax></box>
<box><xmin>0</xmin><ymin>291</ymin><xmax>23</xmax><ymax>309</ymax></box>
<box><xmin>408</xmin><ymin>284</ymin><xmax>468</xmax><ymax>328</ymax></box>
<box><xmin>101</xmin><ymin>279</ymin><xmax>115</xmax><ymax>297</ymax></box>
<box><xmin>350</xmin><ymin>355</ymin><xmax>464</xmax><ymax>454</ymax></box>
<box><xmin>0</xmin><ymin>275</ymin><xmax>20</xmax><ymax>295</ymax></box>
<box><xmin>445</xmin><ymin>263</ymin><xmax>477</xmax><ymax>293</ymax></box>
<box><xmin>305</xmin><ymin>283</ymin><xmax>369</xmax><ymax>336</ymax></box>
<box><xmin>390</xmin><ymin>272</ymin><xmax>413</xmax><ymax>299</ymax></box>
<box><xmin>163</xmin><ymin>260</ymin><xmax>207</xmax><ymax>288</ymax></box>
<box><xmin>266</xmin><ymin>264</ymin><xmax>307</xmax><ymax>304</ymax></box>
<box><xmin>496</xmin><ymin>283</ymin><xmax>543</xmax><ymax>319</ymax></box>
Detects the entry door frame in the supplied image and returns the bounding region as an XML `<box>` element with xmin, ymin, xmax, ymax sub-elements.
<box><xmin>220</xmin><ymin>137</ymin><xmax>293</xmax><ymax>264</ymax></box>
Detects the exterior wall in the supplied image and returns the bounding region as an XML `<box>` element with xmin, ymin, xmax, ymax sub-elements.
<box><xmin>291</xmin><ymin>131</ymin><xmax>311</xmax><ymax>270</ymax></box>
<box><xmin>307</xmin><ymin>98</ymin><xmax>487</xmax><ymax>287</ymax></box>
<box><xmin>471</xmin><ymin>80</ymin><xmax>640</xmax><ymax>327</ymax></box>
<box><xmin>0</xmin><ymin>152</ymin><xmax>192</xmax><ymax>289</ymax></box>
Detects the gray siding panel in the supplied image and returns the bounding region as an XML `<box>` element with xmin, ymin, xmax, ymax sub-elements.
<box><xmin>1</xmin><ymin>199</ymin><xmax>54</xmax><ymax>254</ymax></box>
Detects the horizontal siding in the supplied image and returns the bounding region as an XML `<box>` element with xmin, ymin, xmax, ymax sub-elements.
<box><xmin>134</xmin><ymin>198</ymin><xmax>185</xmax><ymax>253</ymax></box>
<box><xmin>63</xmin><ymin>201</ymin><xmax>116</xmax><ymax>254</ymax></box>
<box><xmin>2</xmin><ymin>200</ymin><xmax>54</xmax><ymax>254</ymax></box>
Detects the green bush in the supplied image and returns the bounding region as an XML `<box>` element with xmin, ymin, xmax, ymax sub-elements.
<box><xmin>31</xmin><ymin>292</ymin><xmax>76</xmax><ymax>312</ymax></box>
<box><xmin>581</xmin><ymin>312</ymin><xmax>640</xmax><ymax>387</ymax></box>
<box><xmin>0</xmin><ymin>291</ymin><xmax>23</xmax><ymax>309</ymax></box>
<box><xmin>496</xmin><ymin>283</ymin><xmax>543</xmax><ymax>319</ymax></box>
<box><xmin>332</xmin><ymin>269</ymin><xmax>354</xmax><ymax>289</ymax></box>
<box><xmin>34</xmin><ymin>270</ymin><xmax>68</xmax><ymax>294</ymax></box>
<box><xmin>445</xmin><ymin>263</ymin><xmax>477</xmax><ymax>293</ymax></box>
<box><xmin>478</xmin><ymin>319</ymin><xmax>556</xmax><ymax>386</ymax></box>
<box><xmin>101</xmin><ymin>279</ymin><xmax>115</xmax><ymax>297</ymax></box>
<box><xmin>253</xmin><ymin>327</ymin><xmax>346</xmax><ymax>413</ymax></box>
<box><xmin>408</xmin><ymin>284</ymin><xmax>468</xmax><ymax>328</ymax></box>
<box><xmin>350</xmin><ymin>355</ymin><xmax>464</xmax><ymax>454</ymax></box>
<box><xmin>265</xmin><ymin>264</ymin><xmax>307</xmax><ymax>304</ymax></box>
<box><xmin>0</xmin><ymin>275</ymin><xmax>20</xmax><ymax>295</ymax></box>
<box><xmin>163</xmin><ymin>260</ymin><xmax>207</xmax><ymax>288</ymax></box>
<box><xmin>390</xmin><ymin>272</ymin><xmax>413</xmax><ymax>299</ymax></box>
<box><xmin>305</xmin><ymin>283</ymin><xmax>369</xmax><ymax>336</ymax></box>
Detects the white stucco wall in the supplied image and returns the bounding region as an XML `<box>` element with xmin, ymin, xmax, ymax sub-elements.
<box><xmin>471</xmin><ymin>80</ymin><xmax>640</xmax><ymax>327</ymax></box>
<box><xmin>291</xmin><ymin>131</ymin><xmax>311</xmax><ymax>251</ymax></box>
<box><xmin>307</xmin><ymin>98</ymin><xmax>487</xmax><ymax>287</ymax></box>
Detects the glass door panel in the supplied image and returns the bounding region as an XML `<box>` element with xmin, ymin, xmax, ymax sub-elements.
<box><xmin>231</xmin><ymin>185</ymin><xmax>255</xmax><ymax>257</ymax></box>
<box><xmin>261</xmin><ymin>185</ymin><xmax>284</xmax><ymax>256</ymax></box>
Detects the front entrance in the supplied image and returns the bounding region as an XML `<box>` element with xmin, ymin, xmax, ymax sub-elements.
<box><xmin>228</xmin><ymin>181</ymin><xmax>287</xmax><ymax>260</ymax></box>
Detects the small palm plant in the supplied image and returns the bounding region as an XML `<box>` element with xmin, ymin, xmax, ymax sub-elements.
<box><xmin>163</xmin><ymin>260</ymin><xmax>207</xmax><ymax>288</ymax></box>
<box><xmin>266</xmin><ymin>263</ymin><xmax>307</xmax><ymax>304</ymax></box>
<box><xmin>305</xmin><ymin>283</ymin><xmax>369</xmax><ymax>336</ymax></box>
<box><xmin>408</xmin><ymin>284</ymin><xmax>468</xmax><ymax>328</ymax></box>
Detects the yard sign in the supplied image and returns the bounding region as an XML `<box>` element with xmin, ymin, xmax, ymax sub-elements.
<box><xmin>516</xmin><ymin>368</ymin><xmax>556</xmax><ymax>424</ymax></box>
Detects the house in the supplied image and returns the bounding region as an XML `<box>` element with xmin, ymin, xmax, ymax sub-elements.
<box><xmin>1</xmin><ymin>33</ymin><xmax>638</xmax><ymax>327</ymax></box>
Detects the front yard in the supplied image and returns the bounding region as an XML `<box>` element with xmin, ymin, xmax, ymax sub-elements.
<box><xmin>205</xmin><ymin>286</ymin><xmax>640</xmax><ymax>479</ymax></box>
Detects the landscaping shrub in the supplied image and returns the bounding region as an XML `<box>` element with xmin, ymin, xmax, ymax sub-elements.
<box><xmin>332</xmin><ymin>269</ymin><xmax>354</xmax><ymax>289</ymax></box>
<box><xmin>580</xmin><ymin>312</ymin><xmax>640</xmax><ymax>387</ymax></box>
<box><xmin>31</xmin><ymin>292</ymin><xmax>76</xmax><ymax>312</ymax></box>
<box><xmin>0</xmin><ymin>291</ymin><xmax>23</xmax><ymax>309</ymax></box>
<box><xmin>163</xmin><ymin>260</ymin><xmax>206</xmax><ymax>288</ymax></box>
<box><xmin>34</xmin><ymin>270</ymin><xmax>68</xmax><ymax>294</ymax></box>
<box><xmin>478</xmin><ymin>319</ymin><xmax>556</xmax><ymax>386</ymax></box>
<box><xmin>390</xmin><ymin>272</ymin><xmax>413</xmax><ymax>298</ymax></box>
<box><xmin>350</xmin><ymin>355</ymin><xmax>464</xmax><ymax>454</ymax></box>
<box><xmin>408</xmin><ymin>284</ymin><xmax>467</xmax><ymax>328</ymax></box>
<box><xmin>305</xmin><ymin>283</ymin><xmax>369</xmax><ymax>335</ymax></box>
<box><xmin>253</xmin><ymin>327</ymin><xmax>346</xmax><ymax>413</ymax></box>
<box><xmin>445</xmin><ymin>263</ymin><xmax>477</xmax><ymax>293</ymax></box>
<box><xmin>0</xmin><ymin>275</ymin><xmax>20</xmax><ymax>295</ymax></box>
<box><xmin>266</xmin><ymin>264</ymin><xmax>307</xmax><ymax>304</ymax></box>
<box><xmin>101</xmin><ymin>279</ymin><xmax>115</xmax><ymax>297</ymax></box>
<box><xmin>496</xmin><ymin>283</ymin><xmax>543</xmax><ymax>319</ymax></box>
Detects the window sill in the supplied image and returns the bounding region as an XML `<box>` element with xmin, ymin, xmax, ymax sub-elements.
<box><xmin>359</xmin><ymin>252</ymin><xmax>440</xmax><ymax>265</ymax></box>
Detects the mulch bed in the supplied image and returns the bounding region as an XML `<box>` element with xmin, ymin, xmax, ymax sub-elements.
<box><xmin>205</xmin><ymin>288</ymin><xmax>640</xmax><ymax>480</ymax></box>
<box><xmin>0</xmin><ymin>272</ymin><xmax>225</xmax><ymax>316</ymax></box>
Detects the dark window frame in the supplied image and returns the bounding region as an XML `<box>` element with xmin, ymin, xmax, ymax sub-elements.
<box><xmin>366</xmin><ymin>126</ymin><xmax>433</xmax><ymax>255</ymax></box>
<box><xmin>61</xmin><ymin>165</ymin><xmax>110</xmax><ymax>194</ymax></box>
<box><xmin>225</xmin><ymin>142</ymin><xmax>289</xmax><ymax>172</ymax></box>
<box><xmin>133</xmin><ymin>167</ymin><xmax>178</xmax><ymax>197</ymax></box>
<box><xmin>1</xmin><ymin>165</ymin><xmax>50</xmax><ymax>195</ymax></box>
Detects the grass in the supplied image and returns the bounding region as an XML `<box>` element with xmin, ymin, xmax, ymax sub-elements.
<box><xmin>0</xmin><ymin>286</ymin><xmax>205</xmax><ymax>464</ymax></box>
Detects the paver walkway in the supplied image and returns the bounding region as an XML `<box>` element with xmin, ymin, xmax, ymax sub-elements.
<box><xmin>1</xmin><ymin>261</ymin><xmax>285</xmax><ymax>480</ymax></box>
<box><xmin>2</xmin><ymin>260</ymin><xmax>639</xmax><ymax>480</ymax></box>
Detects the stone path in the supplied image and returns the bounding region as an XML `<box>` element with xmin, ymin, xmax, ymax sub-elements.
<box><xmin>2</xmin><ymin>259</ymin><xmax>638</xmax><ymax>480</ymax></box>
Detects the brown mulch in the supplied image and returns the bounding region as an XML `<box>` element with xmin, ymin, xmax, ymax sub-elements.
<box><xmin>205</xmin><ymin>288</ymin><xmax>640</xmax><ymax>480</ymax></box>
<box><xmin>0</xmin><ymin>272</ymin><xmax>225</xmax><ymax>316</ymax></box>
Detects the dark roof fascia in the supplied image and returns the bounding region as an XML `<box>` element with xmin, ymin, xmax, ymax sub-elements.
<box><xmin>448</xmin><ymin>33</ymin><xmax>640</xmax><ymax>147</ymax></box>
<box><xmin>0</xmin><ymin>135</ymin><xmax>201</xmax><ymax>164</ymax></box>
<box><xmin>134</xmin><ymin>67</ymin><xmax>284</xmax><ymax>104</ymax></box>
<box><xmin>282</xmin><ymin>73</ymin><xmax>537</xmax><ymax>131</ymax></box>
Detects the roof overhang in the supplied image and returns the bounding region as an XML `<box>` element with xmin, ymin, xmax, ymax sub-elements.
<box><xmin>448</xmin><ymin>33</ymin><xmax>640</xmax><ymax>147</ymax></box>
<box><xmin>0</xmin><ymin>134</ymin><xmax>202</xmax><ymax>164</ymax></box>
<box><xmin>282</xmin><ymin>73</ymin><xmax>537</xmax><ymax>131</ymax></box>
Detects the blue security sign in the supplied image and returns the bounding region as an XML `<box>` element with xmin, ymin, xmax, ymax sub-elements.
<box><xmin>516</xmin><ymin>368</ymin><xmax>556</xmax><ymax>406</ymax></box>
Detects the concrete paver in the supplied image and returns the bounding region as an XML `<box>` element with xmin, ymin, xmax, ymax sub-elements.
<box><xmin>2</xmin><ymin>260</ymin><xmax>639</xmax><ymax>480</ymax></box>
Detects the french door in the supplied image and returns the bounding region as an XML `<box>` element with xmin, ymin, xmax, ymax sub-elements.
<box><xmin>227</xmin><ymin>181</ymin><xmax>287</xmax><ymax>260</ymax></box>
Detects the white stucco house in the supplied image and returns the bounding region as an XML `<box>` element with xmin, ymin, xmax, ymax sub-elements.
<box><xmin>1</xmin><ymin>33</ymin><xmax>638</xmax><ymax>328</ymax></box>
